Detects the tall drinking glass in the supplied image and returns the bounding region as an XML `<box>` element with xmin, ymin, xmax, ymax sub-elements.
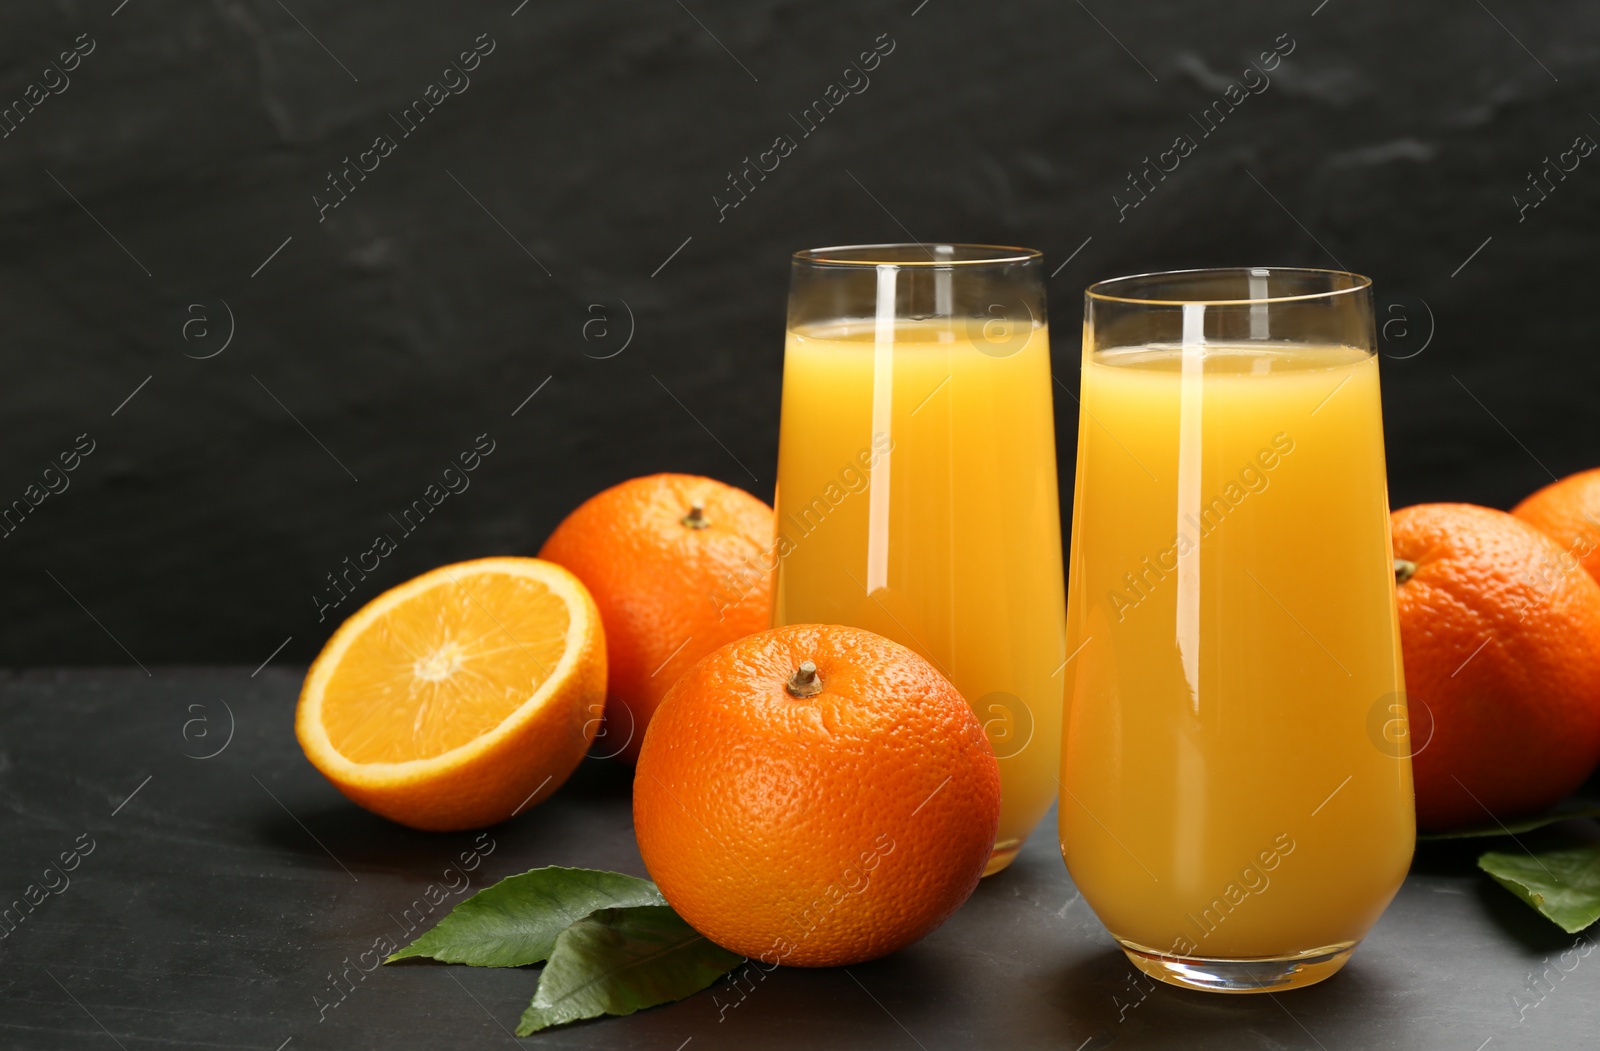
<box><xmin>1060</xmin><ymin>268</ymin><xmax>1413</xmax><ymax>992</ymax></box>
<box><xmin>773</xmin><ymin>244</ymin><xmax>1066</xmax><ymax>875</ymax></box>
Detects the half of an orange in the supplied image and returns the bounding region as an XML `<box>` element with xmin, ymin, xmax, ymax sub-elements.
<box><xmin>295</xmin><ymin>557</ymin><xmax>606</xmax><ymax>831</ymax></box>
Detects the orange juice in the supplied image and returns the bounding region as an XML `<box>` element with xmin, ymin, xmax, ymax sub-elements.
<box><xmin>774</xmin><ymin>319</ymin><xmax>1066</xmax><ymax>873</ymax></box>
<box><xmin>1060</xmin><ymin>342</ymin><xmax>1413</xmax><ymax>962</ymax></box>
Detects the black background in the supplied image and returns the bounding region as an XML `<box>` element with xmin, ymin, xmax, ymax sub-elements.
<box><xmin>2</xmin><ymin>0</ymin><xmax>1595</xmax><ymax>665</ymax></box>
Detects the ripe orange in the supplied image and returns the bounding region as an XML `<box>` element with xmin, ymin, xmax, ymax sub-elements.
<box><xmin>633</xmin><ymin>623</ymin><xmax>1000</xmax><ymax>967</ymax></box>
<box><xmin>1513</xmin><ymin>467</ymin><xmax>1600</xmax><ymax>585</ymax></box>
<box><xmin>1391</xmin><ymin>504</ymin><xmax>1600</xmax><ymax>830</ymax></box>
<box><xmin>538</xmin><ymin>473</ymin><xmax>773</xmax><ymax>763</ymax></box>
<box><xmin>296</xmin><ymin>557</ymin><xmax>605</xmax><ymax>831</ymax></box>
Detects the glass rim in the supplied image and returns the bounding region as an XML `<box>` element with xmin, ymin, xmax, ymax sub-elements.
<box><xmin>793</xmin><ymin>242</ymin><xmax>1042</xmax><ymax>268</ymax></box>
<box><xmin>1085</xmin><ymin>266</ymin><xmax>1372</xmax><ymax>307</ymax></box>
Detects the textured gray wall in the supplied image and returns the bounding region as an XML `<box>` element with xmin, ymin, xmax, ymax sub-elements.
<box><xmin>1</xmin><ymin>0</ymin><xmax>1596</xmax><ymax>664</ymax></box>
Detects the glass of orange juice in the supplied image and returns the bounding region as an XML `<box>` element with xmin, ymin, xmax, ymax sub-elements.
<box><xmin>772</xmin><ymin>243</ymin><xmax>1066</xmax><ymax>875</ymax></box>
<box><xmin>1060</xmin><ymin>267</ymin><xmax>1414</xmax><ymax>992</ymax></box>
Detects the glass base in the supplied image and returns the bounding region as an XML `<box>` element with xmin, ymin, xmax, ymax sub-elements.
<box><xmin>1119</xmin><ymin>938</ymin><xmax>1357</xmax><ymax>993</ymax></box>
<box><xmin>982</xmin><ymin>838</ymin><xmax>1023</xmax><ymax>876</ymax></box>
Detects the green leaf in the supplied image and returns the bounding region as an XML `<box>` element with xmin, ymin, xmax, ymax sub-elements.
<box><xmin>515</xmin><ymin>905</ymin><xmax>743</xmax><ymax>1034</ymax></box>
<box><xmin>1420</xmin><ymin>804</ymin><xmax>1600</xmax><ymax>841</ymax></box>
<box><xmin>385</xmin><ymin>867</ymin><xmax>665</xmax><ymax>967</ymax></box>
<box><xmin>1479</xmin><ymin>842</ymin><xmax>1600</xmax><ymax>933</ymax></box>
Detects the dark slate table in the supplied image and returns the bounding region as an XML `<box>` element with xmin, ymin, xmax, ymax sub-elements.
<box><xmin>2</xmin><ymin>669</ymin><xmax>1594</xmax><ymax>1049</ymax></box>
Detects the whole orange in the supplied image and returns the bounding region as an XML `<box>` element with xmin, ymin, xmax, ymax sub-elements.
<box><xmin>538</xmin><ymin>473</ymin><xmax>773</xmax><ymax>763</ymax></box>
<box><xmin>633</xmin><ymin>624</ymin><xmax>1000</xmax><ymax>967</ymax></box>
<box><xmin>1512</xmin><ymin>467</ymin><xmax>1600</xmax><ymax>585</ymax></box>
<box><xmin>1392</xmin><ymin>503</ymin><xmax>1600</xmax><ymax>830</ymax></box>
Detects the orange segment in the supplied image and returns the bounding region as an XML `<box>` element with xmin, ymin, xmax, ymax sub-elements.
<box><xmin>296</xmin><ymin>557</ymin><xmax>606</xmax><ymax>831</ymax></box>
<box><xmin>321</xmin><ymin>571</ymin><xmax>573</xmax><ymax>762</ymax></box>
